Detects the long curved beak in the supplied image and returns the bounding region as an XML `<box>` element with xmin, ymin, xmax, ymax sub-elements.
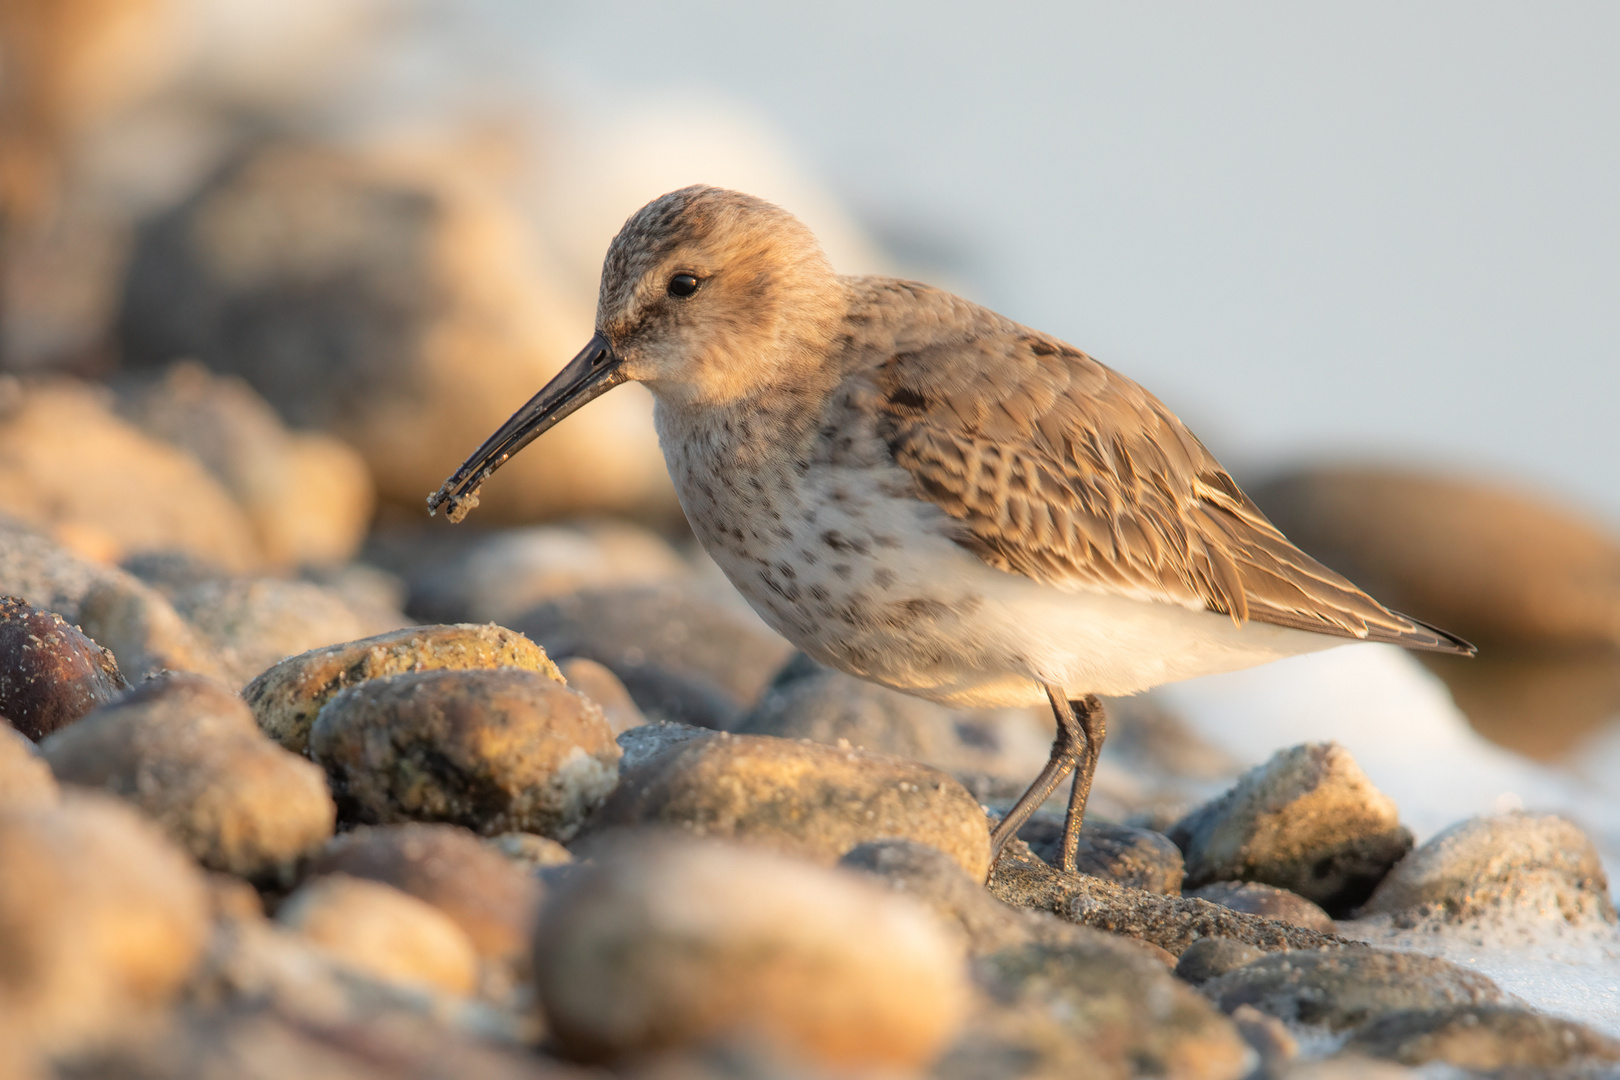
<box><xmin>426</xmin><ymin>333</ymin><xmax>624</xmax><ymax>523</ymax></box>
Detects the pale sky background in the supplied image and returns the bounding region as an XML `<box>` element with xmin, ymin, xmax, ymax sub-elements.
<box><xmin>397</xmin><ymin>2</ymin><xmax>1619</xmax><ymax>522</ymax></box>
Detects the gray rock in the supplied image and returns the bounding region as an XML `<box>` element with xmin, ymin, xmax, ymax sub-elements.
<box><xmin>243</xmin><ymin>622</ymin><xmax>565</xmax><ymax>754</ymax></box>
<box><xmin>41</xmin><ymin>672</ymin><xmax>335</xmax><ymax>882</ymax></box>
<box><xmin>1174</xmin><ymin>938</ymin><xmax>1265</xmax><ymax>985</ymax></box>
<box><xmin>616</xmin><ymin>721</ymin><xmax>715</xmax><ymax>774</ymax></box>
<box><xmin>1169</xmin><ymin>742</ymin><xmax>1412</xmax><ymax>914</ymax></box>
<box><xmin>534</xmin><ymin>835</ymin><xmax>969</xmax><ymax>1067</ymax></box>
<box><xmin>408</xmin><ymin>522</ymin><xmax>692</xmax><ymax>626</ymax></box>
<box><xmin>168</xmin><ymin>575</ymin><xmax>374</xmax><ymax>687</ymax></box>
<box><xmin>0</xmin><ymin>596</ymin><xmax>126</xmax><ymax>740</ymax></box>
<box><xmin>1360</xmin><ymin>811</ymin><xmax>1617</xmax><ymax>924</ymax></box>
<box><xmin>310</xmin><ymin>668</ymin><xmax>620</xmax><ymax>838</ymax></box>
<box><xmin>0</xmin><ymin>725</ymin><xmax>57</xmax><ymax>809</ymax></box>
<box><xmin>0</xmin><ymin>514</ymin><xmax>121</xmax><ymax>623</ymax></box>
<box><xmin>277</xmin><ymin>873</ymin><xmax>481</xmax><ymax>997</ymax></box>
<box><xmin>582</xmin><ymin>731</ymin><xmax>991</xmax><ymax>879</ymax></box>
<box><xmin>1018</xmin><ymin>815</ymin><xmax>1185</xmax><ymax>894</ymax></box>
<box><xmin>840</xmin><ymin>839</ymin><xmax>1045</xmax><ymax>955</ymax></box>
<box><xmin>486</xmin><ymin>832</ymin><xmax>573</xmax><ymax>870</ymax></box>
<box><xmin>558</xmin><ymin>656</ymin><xmax>646</xmax><ymax>734</ymax></box>
<box><xmin>739</xmin><ymin>659</ymin><xmax>966</xmax><ymax>762</ymax></box>
<box><xmin>311</xmin><ymin>823</ymin><xmax>544</xmax><ymax>975</ymax></box>
<box><xmin>951</xmin><ymin>938</ymin><xmax>1251</xmax><ymax>1080</ymax></box>
<box><xmin>1202</xmin><ymin>948</ymin><xmax>1505</xmax><ymax>1032</ymax></box>
<box><xmin>1344</xmin><ymin>1004</ymin><xmax>1620</xmax><ymax>1071</ymax></box>
<box><xmin>0</xmin><ymin>791</ymin><xmax>210</xmax><ymax>1056</ymax></box>
<box><xmin>512</xmin><ymin>583</ymin><xmax>794</xmax><ymax>728</ymax></box>
<box><xmin>1187</xmin><ymin>881</ymin><xmax>1336</xmax><ymax>933</ymax></box>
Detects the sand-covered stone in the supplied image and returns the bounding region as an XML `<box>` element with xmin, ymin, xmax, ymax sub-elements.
<box><xmin>41</xmin><ymin>672</ymin><xmax>334</xmax><ymax>881</ymax></box>
<box><xmin>117</xmin><ymin>360</ymin><xmax>375</xmax><ymax>568</ymax></box>
<box><xmin>0</xmin><ymin>725</ymin><xmax>58</xmax><ymax>809</ymax></box>
<box><xmin>513</xmin><ymin>583</ymin><xmax>795</xmax><ymax>728</ymax></box>
<box><xmin>1169</xmin><ymin>742</ymin><xmax>1412</xmax><ymax>914</ymax></box>
<box><xmin>0</xmin><ymin>791</ymin><xmax>210</xmax><ymax>1055</ymax></box>
<box><xmin>585</xmin><ymin>731</ymin><xmax>991</xmax><ymax>879</ymax></box>
<box><xmin>841</xmin><ymin>839</ymin><xmax>1040</xmax><ymax>955</ymax></box>
<box><xmin>1019</xmin><ymin>816</ymin><xmax>1185</xmax><ymax>894</ymax></box>
<box><xmin>954</xmin><ymin>939</ymin><xmax>1251</xmax><ymax>1080</ymax></box>
<box><xmin>407</xmin><ymin>521</ymin><xmax>692</xmax><ymax>626</ymax></box>
<box><xmin>276</xmin><ymin>873</ymin><xmax>480</xmax><ymax>997</ymax></box>
<box><xmin>244</xmin><ymin>622</ymin><xmax>564</xmax><ymax>753</ymax></box>
<box><xmin>0</xmin><ymin>595</ymin><xmax>126</xmax><ymax>739</ymax></box>
<box><xmin>310</xmin><ymin>667</ymin><xmax>620</xmax><ymax>837</ymax></box>
<box><xmin>168</xmin><ymin>576</ymin><xmax>373</xmax><ymax>688</ymax></box>
<box><xmin>311</xmin><ymin>823</ymin><xmax>544</xmax><ymax>971</ymax></box>
<box><xmin>557</xmin><ymin>656</ymin><xmax>645</xmax><ymax>734</ymax></box>
<box><xmin>1361</xmin><ymin>811</ymin><xmax>1616</xmax><ymax>924</ymax></box>
<box><xmin>0</xmin><ymin>379</ymin><xmax>262</xmax><ymax>571</ymax></box>
<box><xmin>534</xmin><ymin>836</ymin><xmax>969</xmax><ymax>1067</ymax></box>
<box><xmin>1174</xmin><ymin>938</ymin><xmax>1265</xmax><ymax>985</ymax></box>
<box><xmin>1344</xmin><ymin>1004</ymin><xmax>1620</xmax><ymax>1071</ymax></box>
<box><xmin>1187</xmin><ymin>881</ymin><xmax>1336</xmax><ymax>933</ymax></box>
<box><xmin>1202</xmin><ymin>948</ymin><xmax>1506</xmax><ymax>1032</ymax></box>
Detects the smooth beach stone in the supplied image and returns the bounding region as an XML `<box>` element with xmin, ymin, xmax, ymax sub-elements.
<box><xmin>1186</xmin><ymin>881</ymin><xmax>1336</xmax><ymax>933</ymax></box>
<box><xmin>311</xmin><ymin>823</ymin><xmax>544</xmax><ymax>970</ymax></box>
<box><xmin>276</xmin><ymin>873</ymin><xmax>480</xmax><ymax>997</ymax></box>
<box><xmin>511</xmin><ymin>583</ymin><xmax>795</xmax><ymax>725</ymax></box>
<box><xmin>486</xmin><ymin>831</ymin><xmax>573</xmax><ymax>870</ymax></box>
<box><xmin>841</xmin><ymin>839</ymin><xmax>1038</xmax><ymax>955</ymax></box>
<box><xmin>583</xmin><ymin>731</ymin><xmax>991</xmax><ymax>880</ymax></box>
<box><xmin>1173</xmin><ymin>937</ymin><xmax>1266</xmax><ymax>986</ymax></box>
<box><xmin>167</xmin><ymin>576</ymin><xmax>373</xmax><ymax>688</ymax></box>
<box><xmin>1344</xmin><ymin>1004</ymin><xmax>1620</xmax><ymax>1071</ymax></box>
<box><xmin>0</xmin><ymin>596</ymin><xmax>126</xmax><ymax>740</ymax></box>
<box><xmin>0</xmin><ymin>792</ymin><xmax>210</xmax><ymax>1056</ymax></box>
<box><xmin>41</xmin><ymin>672</ymin><xmax>335</xmax><ymax>881</ymax></box>
<box><xmin>534</xmin><ymin>836</ymin><xmax>969</xmax><ymax>1067</ymax></box>
<box><xmin>1169</xmin><ymin>742</ymin><xmax>1412</xmax><ymax>914</ymax></box>
<box><xmin>75</xmin><ymin>574</ymin><xmax>230</xmax><ymax>682</ymax></box>
<box><xmin>739</xmin><ymin>658</ymin><xmax>968</xmax><ymax>762</ymax></box>
<box><xmin>557</xmin><ymin>656</ymin><xmax>646</xmax><ymax>734</ymax></box>
<box><xmin>0</xmin><ymin>725</ymin><xmax>58</xmax><ymax>809</ymax></box>
<box><xmin>1202</xmin><ymin>948</ymin><xmax>1505</xmax><ymax>1032</ymax></box>
<box><xmin>244</xmin><ymin>622</ymin><xmax>564</xmax><ymax>753</ymax></box>
<box><xmin>1018</xmin><ymin>815</ymin><xmax>1186</xmax><ymax>894</ymax></box>
<box><xmin>954</xmin><ymin>939</ymin><xmax>1251</xmax><ymax>1080</ymax></box>
<box><xmin>616</xmin><ymin>721</ymin><xmax>715</xmax><ymax>774</ymax></box>
<box><xmin>310</xmin><ymin>667</ymin><xmax>620</xmax><ymax>838</ymax></box>
<box><xmin>1360</xmin><ymin>811</ymin><xmax>1616</xmax><ymax>924</ymax></box>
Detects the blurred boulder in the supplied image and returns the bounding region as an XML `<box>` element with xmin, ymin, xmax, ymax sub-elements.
<box><xmin>403</xmin><ymin>521</ymin><xmax>692</xmax><ymax>625</ymax></box>
<box><xmin>40</xmin><ymin>672</ymin><xmax>334</xmax><ymax>882</ymax></box>
<box><xmin>116</xmin><ymin>361</ymin><xmax>374</xmax><ymax>567</ymax></box>
<box><xmin>1345</xmin><ymin>1004</ymin><xmax>1620</xmax><ymax>1072</ymax></box>
<box><xmin>166</xmin><ymin>575</ymin><xmax>376</xmax><ymax>687</ymax></box>
<box><xmin>118</xmin><ymin>138</ymin><xmax>677</xmax><ymax>521</ymax></box>
<box><xmin>557</xmin><ymin>657</ymin><xmax>646</xmax><ymax>734</ymax></box>
<box><xmin>1252</xmin><ymin>466</ymin><xmax>1620</xmax><ymax>650</ymax></box>
<box><xmin>0</xmin><ymin>726</ymin><xmax>58</xmax><ymax>809</ymax></box>
<box><xmin>0</xmin><ymin>595</ymin><xmax>126</xmax><ymax>739</ymax></box>
<box><xmin>1185</xmin><ymin>881</ymin><xmax>1335</xmax><ymax>933</ymax></box>
<box><xmin>0</xmin><ymin>791</ymin><xmax>209</xmax><ymax>1056</ymax></box>
<box><xmin>0</xmin><ymin>378</ymin><xmax>261</xmax><ymax>569</ymax></box>
<box><xmin>534</xmin><ymin>836</ymin><xmax>968</xmax><ymax>1067</ymax></box>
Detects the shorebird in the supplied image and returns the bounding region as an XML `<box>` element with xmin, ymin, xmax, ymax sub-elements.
<box><xmin>429</xmin><ymin>186</ymin><xmax>1473</xmax><ymax>877</ymax></box>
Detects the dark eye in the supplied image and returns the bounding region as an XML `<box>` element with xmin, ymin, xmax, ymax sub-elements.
<box><xmin>668</xmin><ymin>273</ymin><xmax>700</xmax><ymax>298</ymax></box>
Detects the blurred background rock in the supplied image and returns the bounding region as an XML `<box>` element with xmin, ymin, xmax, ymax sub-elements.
<box><xmin>0</xmin><ymin>0</ymin><xmax>1616</xmax><ymax>765</ymax></box>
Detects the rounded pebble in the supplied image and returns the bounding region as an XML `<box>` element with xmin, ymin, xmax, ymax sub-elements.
<box><xmin>276</xmin><ymin>873</ymin><xmax>480</xmax><ymax>997</ymax></box>
<box><xmin>583</xmin><ymin>731</ymin><xmax>991</xmax><ymax>879</ymax></box>
<box><xmin>0</xmin><ymin>596</ymin><xmax>126</xmax><ymax>740</ymax></box>
<box><xmin>1019</xmin><ymin>816</ymin><xmax>1186</xmax><ymax>894</ymax></box>
<box><xmin>41</xmin><ymin>672</ymin><xmax>334</xmax><ymax>881</ymax></box>
<box><xmin>534</xmin><ymin>836</ymin><xmax>969</xmax><ymax>1067</ymax></box>
<box><xmin>1345</xmin><ymin>1004</ymin><xmax>1620</xmax><ymax>1071</ymax></box>
<box><xmin>310</xmin><ymin>667</ymin><xmax>621</xmax><ymax>838</ymax></box>
<box><xmin>1187</xmin><ymin>881</ymin><xmax>1336</xmax><ymax>933</ymax></box>
<box><xmin>244</xmin><ymin>622</ymin><xmax>565</xmax><ymax>753</ymax></box>
<box><xmin>1173</xmin><ymin>937</ymin><xmax>1265</xmax><ymax>985</ymax></box>
<box><xmin>0</xmin><ymin>725</ymin><xmax>58</xmax><ymax>809</ymax></box>
<box><xmin>558</xmin><ymin>656</ymin><xmax>645</xmax><ymax>734</ymax></box>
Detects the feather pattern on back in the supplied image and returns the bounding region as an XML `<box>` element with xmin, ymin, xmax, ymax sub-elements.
<box><xmin>842</xmin><ymin>277</ymin><xmax>1472</xmax><ymax>655</ymax></box>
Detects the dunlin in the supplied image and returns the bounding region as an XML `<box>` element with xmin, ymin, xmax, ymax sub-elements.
<box><xmin>429</xmin><ymin>186</ymin><xmax>1473</xmax><ymax>876</ymax></box>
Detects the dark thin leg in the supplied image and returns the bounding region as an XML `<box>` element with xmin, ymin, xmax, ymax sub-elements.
<box><xmin>987</xmin><ymin>685</ymin><xmax>1085</xmax><ymax>877</ymax></box>
<box><xmin>1056</xmin><ymin>694</ymin><xmax>1107</xmax><ymax>874</ymax></box>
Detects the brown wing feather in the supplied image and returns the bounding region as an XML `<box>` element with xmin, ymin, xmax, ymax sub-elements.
<box><xmin>862</xmin><ymin>283</ymin><xmax>1472</xmax><ymax>656</ymax></box>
